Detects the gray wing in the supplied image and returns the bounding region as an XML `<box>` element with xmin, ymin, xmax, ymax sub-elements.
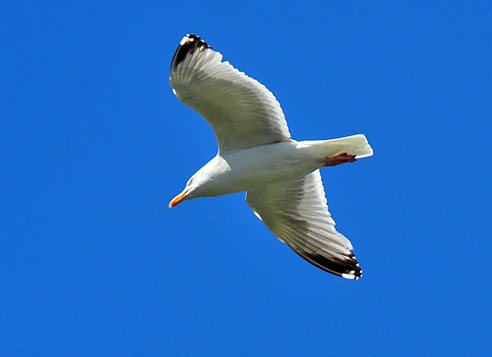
<box><xmin>170</xmin><ymin>34</ymin><xmax>291</xmax><ymax>154</ymax></box>
<box><xmin>246</xmin><ymin>170</ymin><xmax>362</xmax><ymax>279</ymax></box>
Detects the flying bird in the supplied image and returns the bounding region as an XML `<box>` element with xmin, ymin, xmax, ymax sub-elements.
<box><xmin>169</xmin><ymin>34</ymin><xmax>373</xmax><ymax>279</ymax></box>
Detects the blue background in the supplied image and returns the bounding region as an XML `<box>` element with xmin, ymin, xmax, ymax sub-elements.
<box><xmin>2</xmin><ymin>1</ymin><xmax>491</xmax><ymax>355</ymax></box>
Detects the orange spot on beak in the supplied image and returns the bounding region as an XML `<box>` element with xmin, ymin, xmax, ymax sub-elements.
<box><xmin>169</xmin><ymin>191</ymin><xmax>187</xmax><ymax>208</ymax></box>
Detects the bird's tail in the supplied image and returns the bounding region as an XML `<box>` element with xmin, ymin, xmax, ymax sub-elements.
<box><xmin>301</xmin><ymin>134</ymin><xmax>373</xmax><ymax>161</ymax></box>
<box><xmin>321</xmin><ymin>134</ymin><xmax>373</xmax><ymax>159</ymax></box>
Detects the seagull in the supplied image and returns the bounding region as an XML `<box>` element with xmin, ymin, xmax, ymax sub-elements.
<box><xmin>169</xmin><ymin>34</ymin><xmax>373</xmax><ymax>279</ymax></box>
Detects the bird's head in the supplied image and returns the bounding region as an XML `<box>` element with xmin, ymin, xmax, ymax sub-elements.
<box><xmin>169</xmin><ymin>156</ymin><xmax>227</xmax><ymax>208</ymax></box>
<box><xmin>169</xmin><ymin>175</ymin><xmax>201</xmax><ymax>208</ymax></box>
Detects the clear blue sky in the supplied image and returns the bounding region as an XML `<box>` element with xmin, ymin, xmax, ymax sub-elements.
<box><xmin>2</xmin><ymin>1</ymin><xmax>491</xmax><ymax>355</ymax></box>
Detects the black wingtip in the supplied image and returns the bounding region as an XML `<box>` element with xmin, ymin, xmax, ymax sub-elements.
<box><xmin>170</xmin><ymin>34</ymin><xmax>212</xmax><ymax>70</ymax></box>
<box><xmin>303</xmin><ymin>252</ymin><xmax>363</xmax><ymax>279</ymax></box>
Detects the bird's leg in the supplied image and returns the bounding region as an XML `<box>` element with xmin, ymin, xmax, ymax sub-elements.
<box><xmin>318</xmin><ymin>152</ymin><xmax>357</xmax><ymax>167</ymax></box>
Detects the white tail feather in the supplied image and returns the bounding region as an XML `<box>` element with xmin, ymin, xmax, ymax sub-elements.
<box><xmin>321</xmin><ymin>134</ymin><xmax>373</xmax><ymax>159</ymax></box>
<box><xmin>299</xmin><ymin>134</ymin><xmax>373</xmax><ymax>161</ymax></box>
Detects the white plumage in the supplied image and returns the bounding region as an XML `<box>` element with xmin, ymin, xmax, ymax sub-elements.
<box><xmin>170</xmin><ymin>35</ymin><xmax>290</xmax><ymax>152</ymax></box>
<box><xmin>169</xmin><ymin>34</ymin><xmax>373</xmax><ymax>279</ymax></box>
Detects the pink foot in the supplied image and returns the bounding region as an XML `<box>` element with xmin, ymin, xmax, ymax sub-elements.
<box><xmin>319</xmin><ymin>152</ymin><xmax>357</xmax><ymax>167</ymax></box>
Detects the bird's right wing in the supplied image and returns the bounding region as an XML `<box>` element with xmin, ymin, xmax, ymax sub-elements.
<box><xmin>246</xmin><ymin>170</ymin><xmax>362</xmax><ymax>279</ymax></box>
<box><xmin>170</xmin><ymin>34</ymin><xmax>291</xmax><ymax>154</ymax></box>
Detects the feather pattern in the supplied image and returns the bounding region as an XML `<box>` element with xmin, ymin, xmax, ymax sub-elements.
<box><xmin>246</xmin><ymin>170</ymin><xmax>362</xmax><ymax>279</ymax></box>
<box><xmin>170</xmin><ymin>34</ymin><xmax>291</xmax><ymax>153</ymax></box>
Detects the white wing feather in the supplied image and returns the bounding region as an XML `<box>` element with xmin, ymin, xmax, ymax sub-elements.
<box><xmin>170</xmin><ymin>34</ymin><xmax>291</xmax><ymax>153</ymax></box>
<box><xmin>246</xmin><ymin>170</ymin><xmax>362</xmax><ymax>279</ymax></box>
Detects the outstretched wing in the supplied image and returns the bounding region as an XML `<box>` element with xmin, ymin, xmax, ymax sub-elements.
<box><xmin>246</xmin><ymin>170</ymin><xmax>362</xmax><ymax>279</ymax></box>
<box><xmin>170</xmin><ymin>34</ymin><xmax>291</xmax><ymax>153</ymax></box>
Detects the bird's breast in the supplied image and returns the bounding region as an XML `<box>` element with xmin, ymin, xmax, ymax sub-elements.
<box><xmin>201</xmin><ymin>142</ymin><xmax>318</xmax><ymax>196</ymax></box>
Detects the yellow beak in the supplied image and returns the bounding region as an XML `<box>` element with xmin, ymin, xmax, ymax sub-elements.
<box><xmin>169</xmin><ymin>191</ymin><xmax>187</xmax><ymax>208</ymax></box>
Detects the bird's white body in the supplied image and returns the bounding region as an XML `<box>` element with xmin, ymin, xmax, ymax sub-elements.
<box><xmin>168</xmin><ymin>34</ymin><xmax>373</xmax><ymax>279</ymax></box>
<box><xmin>190</xmin><ymin>135</ymin><xmax>372</xmax><ymax>198</ymax></box>
<box><xmin>191</xmin><ymin>141</ymin><xmax>314</xmax><ymax>197</ymax></box>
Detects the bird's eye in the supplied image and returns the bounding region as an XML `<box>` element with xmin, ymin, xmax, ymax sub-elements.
<box><xmin>187</xmin><ymin>178</ymin><xmax>194</xmax><ymax>186</ymax></box>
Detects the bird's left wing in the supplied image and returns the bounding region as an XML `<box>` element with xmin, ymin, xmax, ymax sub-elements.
<box><xmin>246</xmin><ymin>170</ymin><xmax>362</xmax><ymax>279</ymax></box>
<box><xmin>170</xmin><ymin>34</ymin><xmax>291</xmax><ymax>153</ymax></box>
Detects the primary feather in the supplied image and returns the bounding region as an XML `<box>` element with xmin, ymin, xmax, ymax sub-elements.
<box><xmin>170</xmin><ymin>34</ymin><xmax>291</xmax><ymax>153</ymax></box>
